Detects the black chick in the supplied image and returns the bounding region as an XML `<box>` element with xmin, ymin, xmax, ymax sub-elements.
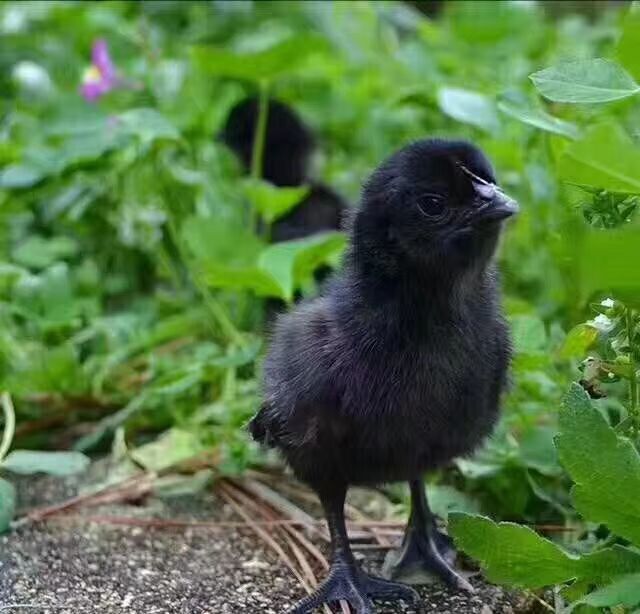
<box><xmin>250</xmin><ymin>139</ymin><xmax>517</xmax><ymax>613</ymax></box>
<box><xmin>220</xmin><ymin>97</ymin><xmax>345</xmax><ymax>242</ymax></box>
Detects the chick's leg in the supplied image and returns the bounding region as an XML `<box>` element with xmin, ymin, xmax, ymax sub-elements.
<box><xmin>289</xmin><ymin>484</ymin><xmax>418</xmax><ymax>614</ymax></box>
<box><xmin>385</xmin><ymin>479</ymin><xmax>474</xmax><ymax>593</ymax></box>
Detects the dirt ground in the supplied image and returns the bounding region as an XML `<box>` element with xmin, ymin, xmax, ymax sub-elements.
<box><xmin>0</xmin><ymin>475</ymin><xmax>531</xmax><ymax>614</ymax></box>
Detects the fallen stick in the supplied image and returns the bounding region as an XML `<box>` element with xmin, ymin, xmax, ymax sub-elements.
<box><xmin>13</xmin><ymin>473</ymin><xmax>155</xmax><ymax>528</ymax></box>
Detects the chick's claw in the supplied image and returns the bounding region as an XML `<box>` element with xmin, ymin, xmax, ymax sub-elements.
<box><xmin>288</xmin><ymin>565</ymin><xmax>419</xmax><ymax>614</ymax></box>
<box><xmin>287</xmin><ymin>568</ymin><xmax>375</xmax><ymax>614</ymax></box>
<box><xmin>386</xmin><ymin>531</ymin><xmax>474</xmax><ymax>594</ymax></box>
<box><xmin>361</xmin><ymin>573</ymin><xmax>420</xmax><ymax>602</ymax></box>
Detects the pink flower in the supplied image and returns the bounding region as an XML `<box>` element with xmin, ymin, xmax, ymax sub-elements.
<box><xmin>80</xmin><ymin>39</ymin><xmax>119</xmax><ymax>102</ymax></box>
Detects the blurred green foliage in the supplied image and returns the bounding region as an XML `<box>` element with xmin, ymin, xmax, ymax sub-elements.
<box><xmin>1</xmin><ymin>1</ymin><xmax>640</xmax><ymax>608</ymax></box>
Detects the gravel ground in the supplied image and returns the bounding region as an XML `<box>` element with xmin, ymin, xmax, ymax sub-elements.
<box><xmin>0</xmin><ymin>476</ymin><xmax>531</xmax><ymax>614</ymax></box>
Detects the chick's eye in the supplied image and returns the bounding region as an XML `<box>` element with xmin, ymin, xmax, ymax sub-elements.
<box><xmin>416</xmin><ymin>193</ymin><xmax>446</xmax><ymax>217</ymax></box>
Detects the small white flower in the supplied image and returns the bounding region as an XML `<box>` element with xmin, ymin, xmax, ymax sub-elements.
<box><xmin>12</xmin><ymin>61</ymin><xmax>54</xmax><ymax>97</ymax></box>
<box><xmin>590</xmin><ymin>313</ymin><xmax>615</xmax><ymax>333</ymax></box>
<box><xmin>600</xmin><ymin>298</ymin><xmax>615</xmax><ymax>308</ymax></box>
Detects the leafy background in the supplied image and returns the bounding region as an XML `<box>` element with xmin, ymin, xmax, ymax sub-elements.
<box><xmin>1</xmin><ymin>1</ymin><xmax>640</xmax><ymax>611</ymax></box>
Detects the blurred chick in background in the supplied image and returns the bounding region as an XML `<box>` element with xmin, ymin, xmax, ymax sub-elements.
<box><xmin>220</xmin><ymin>97</ymin><xmax>346</xmax><ymax>243</ymax></box>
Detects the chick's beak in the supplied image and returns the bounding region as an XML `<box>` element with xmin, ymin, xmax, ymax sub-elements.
<box><xmin>457</xmin><ymin>164</ymin><xmax>519</xmax><ymax>225</ymax></box>
<box><xmin>471</xmin><ymin>180</ymin><xmax>519</xmax><ymax>224</ymax></box>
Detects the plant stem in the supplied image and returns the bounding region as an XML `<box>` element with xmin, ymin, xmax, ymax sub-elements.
<box><xmin>250</xmin><ymin>80</ymin><xmax>270</xmax><ymax>182</ymax></box>
<box><xmin>626</xmin><ymin>308</ymin><xmax>638</xmax><ymax>434</ymax></box>
<box><xmin>0</xmin><ymin>392</ymin><xmax>16</xmax><ymax>463</ymax></box>
<box><xmin>249</xmin><ymin>80</ymin><xmax>270</xmax><ymax>234</ymax></box>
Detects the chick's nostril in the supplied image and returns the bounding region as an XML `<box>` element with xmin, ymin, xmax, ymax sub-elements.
<box><xmin>474</xmin><ymin>182</ymin><xmax>496</xmax><ymax>202</ymax></box>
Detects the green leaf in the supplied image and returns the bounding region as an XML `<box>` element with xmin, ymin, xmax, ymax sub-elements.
<box><xmin>0</xmin><ymin>164</ymin><xmax>44</xmax><ymax>189</ymax></box>
<box><xmin>509</xmin><ymin>314</ymin><xmax>547</xmax><ymax>354</ymax></box>
<box><xmin>258</xmin><ymin>232</ymin><xmax>346</xmax><ymax>302</ymax></box>
<box><xmin>437</xmin><ymin>87</ymin><xmax>500</xmax><ymax>133</ymax></box>
<box><xmin>12</xmin><ymin>235</ymin><xmax>78</xmax><ymax>269</ymax></box>
<box><xmin>578</xmin><ymin>228</ymin><xmax>640</xmax><ymax>300</ymax></box>
<box><xmin>558</xmin><ymin>123</ymin><xmax>640</xmax><ymax>193</ymax></box>
<box><xmin>12</xmin><ymin>264</ymin><xmax>79</xmax><ymax>328</ymax></box>
<box><xmin>182</xmin><ymin>216</ymin><xmax>284</xmax><ymax>297</ymax></box>
<box><xmin>616</xmin><ymin>5</ymin><xmax>640</xmax><ymax>82</ymax></box>
<box><xmin>426</xmin><ymin>484</ymin><xmax>480</xmax><ymax>520</ymax></box>
<box><xmin>449</xmin><ymin>513</ymin><xmax>577</xmax><ymax>588</ymax></box>
<box><xmin>202</xmin><ymin>264</ymin><xmax>285</xmax><ymax>299</ymax></box>
<box><xmin>148</xmin><ymin>365</ymin><xmax>204</xmax><ymax>397</ymax></box>
<box><xmin>243</xmin><ymin>180</ymin><xmax>309</xmax><ymax>224</ymax></box>
<box><xmin>519</xmin><ymin>426</ymin><xmax>561</xmax><ymax>476</ymax></box>
<box><xmin>530</xmin><ymin>59</ymin><xmax>640</xmax><ymax>103</ymax></box>
<box><xmin>182</xmin><ymin>216</ymin><xmax>264</xmax><ymax>268</ymax></box>
<box><xmin>577</xmin><ymin>573</ymin><xmax>640</xmax><ymax>609</ymax></box>
<box><xmin>130</xmin><ymin>428</ymin><xmax>205</xmax><ymax>472</ymax></box>
<box><xmin>578</xmin><ymin>546</ymin><xmax>640</xmax><ymax>585</ymax></box>
<box><xmin>556</xmin><ymin>384</ymin><xmax>640</xmax><ymax>545</ymax></box>
<box><xmin>0</xmin><ymin>478</ymin><xmax>16</xmax><ymax>533</ymax></box>
<box><xmin>4</xmin><ymin>343</ymin><xmax>87</xmax><ymax>397</ymax></box>
<box><xmin>497</xmin><ymin>101</ymin><xmax>580</xmax><ymax>139</ymax></box>
<box><xmin>116</xmin><ymin>108</ymin><xmax>180</xmax><ymax>145</ymax></box>
<box><xmin>560</xmin><ymin>324</ymin><xmax>599</xmax><ymax>359</ymax></box>
<box><xmin>2</xmin><ymin>450</ymin><xmax>89</xmax><ymax>476</ymax></box>
<box><xmin>192</xmin><ymin>36</ymin><xmax>327</xmax><ymax>82</ymax></box>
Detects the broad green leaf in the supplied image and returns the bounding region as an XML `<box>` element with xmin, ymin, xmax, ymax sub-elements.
<box><xmin>2</xmin><ymin>450</ymin><xmax>89</xmax><ymax>476</ymax></box>
<box><xmin>182</xmin><ymin>216</ymin><xmax>284</xmax><ymax>297</ymax></box>
<box><xmin>243</xmin><ymin>180</ymin><xmax>309</xmax><ymax>224</ymax></box>
<box><xmin>201</xmin><ymin>264</ymin><xmax>285</xmax><ymax>299</ymax></box>
<box><xmin>578</xmin><ymin>546</ymin><xmax>640</xmax><ymax>585</ymax></box>
<box><xmin>0</xmin><ymin>164</ymin><xmax>44</xmax><ymax>189</ymax></box>
<box><xmin>448</xmin><ymin>1</ymin><xmax>542</xmax><ymax>48</ymax></box>
<box><xmin>509</xmin><ymin>314</ymin><xmax>547</xmax><ymax>354</ymax></box>
<box><xmin>45</xmin><ymin>102</ymin><xmax>108</xmax><ymax>137</ymax></box>
<box><xmin>182</xmin><ymin>216</ymin><xmax>264</xmax><ymax>268</ymax></box>
<box><xmin>426</xmin><ymin>484</ymin><xmax>480</xmax><ymax>520</ymax></box>
<box><xmin>578</xmin><ymin>228</ymin><xmax>640</xmax><ymax>298</ymax></box>
<box><xmin>258</xmin><ymin>232</ymin><xmax>346</xmax><ymax>302</ymax></box>
<box><xmin>130</xmin><ymin>428</ymin><xmax>205</xmax><ymax>472</ymax></box>
<box><xmin>449</xmin><ymin>513</ymin><xmax>577</xmax><ymax>588</ymax></box>
<box><xmin>497</xmin><ymin>101</ymin><xmax>580</xmax><ymax>139</ymax></box>
<box><xmin>530</xmin><ymin>59</ymin><xmax>640</xmax><ymax>103</ymax></box>
<box><xmin>559</xmin><ymin>324</ymin><xmax>599</xmax><ymax>359</ymax></box>
<box><xmin>0</xmin><ymin>478</ymin><xmax>16</xmax><ymax>533</ymax></box>
<box><xmin>12</xmin><ymin>235</ymin><xmax>78</xmax><ymax>269</ymax></box>
<box><xmin>59</xmin><ymin>132</ymin><xmax>120</xmax><ymax>166</ymax></box>
<box><xmin>192</xmin><ymin>36</ymin><xmax>327</xmax><ymax>82</ymax></box>
<box><xmin>559</xmin><ymin>123</ymin><xmax>640</xmax><ymax>194</ymax></box>
<box><xmin>556</xmin><ymin>384</ymin><xmax>640</xmax><ymax>545</ymax></box>
<box><xmin>519</xmin><ymin>426</ymin><xmax>561</xmax><ymax>476</ymax></box>
<box><xmin>116</xmin><ymin>108</ymin><xmax>180</xmax><ymax>145</ymax></box>
<box><xmin>437</xmin><ymin>87</ymin><xmax>500</xmax><ymax>133</ymax></box>
<box><xmin>616</xmin><ymin>4</ymin><xmax>640</xmax><ymax>81</ymax></box>
<box><xmin>577</xmin><ymin>573</ymin><xmax>640</xmax><ymax>609</ymax></box>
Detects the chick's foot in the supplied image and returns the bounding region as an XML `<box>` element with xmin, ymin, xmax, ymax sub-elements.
<box><xmin>386</xmin><ymin>528</ymin><xmax>474</xmax><ymax>593</ymax></box>
<box><xmin>289</xmin><ymin>562</ymin><xmax>419</xmax><ymax>614</ymax></box>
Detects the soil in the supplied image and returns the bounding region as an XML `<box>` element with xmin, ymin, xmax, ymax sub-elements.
<box><xmin>0</xmin><ymin>474</ymin><xmax>533</xmax><ymax>614</ymax></box>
